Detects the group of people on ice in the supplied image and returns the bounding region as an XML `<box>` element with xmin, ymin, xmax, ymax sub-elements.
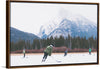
<box><xmin>23</xmin><ymin>44</ymin><xmax>92</xmax><ymax>62</ymax></box>
<box><xmin>41</xmin><ymin>45</ymin><xmax>92</xmax><ymax>62</ymax></box>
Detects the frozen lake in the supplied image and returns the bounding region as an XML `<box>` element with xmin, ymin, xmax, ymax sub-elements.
<box><xmin>10</xmin><ymin>52</ymin><xmax>97</xmax><ymax>66</ymax></box>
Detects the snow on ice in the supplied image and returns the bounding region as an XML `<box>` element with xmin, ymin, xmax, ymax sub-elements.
<box><xmin>10</xmin><ymin>53</ymin><xmax>97</xmax><ymax>66</ymax></box>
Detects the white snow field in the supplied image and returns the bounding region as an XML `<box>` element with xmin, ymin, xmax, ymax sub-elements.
<box><xmin>10</xmin><ymin>53</ymin><xmax>97</xmax><ymax>66</ymax></box>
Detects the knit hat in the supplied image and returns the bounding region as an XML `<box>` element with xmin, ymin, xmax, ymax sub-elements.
<box><xmin>50</xmin><ymin>44</ymin><xmax>53</xmax><ymax>47</ymax></box>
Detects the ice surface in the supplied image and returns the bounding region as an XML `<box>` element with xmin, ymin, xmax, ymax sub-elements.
<box><xmin>10</xmin><ymin>53</ymin><xmax>97</xmax><ymax>66</ymax></box>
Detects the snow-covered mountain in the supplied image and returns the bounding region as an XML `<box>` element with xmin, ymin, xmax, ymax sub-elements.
<box><xmin>38</xmin><ymin>9</ymin><xmax>97</xmax><ymax>39</ymax></box>
<box><xmin>38</xmin><ymin>21</ymin><xmax>59</xmax><ymax>38</ymax></box>
<box><xmin>48</xmin><ymin>19</ymin><xmax>97</xmax><ymax>38</ymax></box>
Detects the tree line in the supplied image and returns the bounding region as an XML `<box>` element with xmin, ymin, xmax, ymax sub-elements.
<box><xmin>10</xmin><ymin>34</ymin><xmax>97</xmax><ymax>52</ymax></box>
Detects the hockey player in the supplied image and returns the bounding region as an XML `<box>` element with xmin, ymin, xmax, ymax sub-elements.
<box><xmin>42</xmin><ymin>44</ymin><xmax>54</xmax><ymax>62</ymax></box>
<box><xmin>89</xmin><ymin>48</ymin><xmax>92</xmax><ymax>55</ymax></box>
<box><xmin>23</xmin><ymin>48</ymin><xmax>26</xmax><ymax>58</ymax></box>
<box><xmin>64</xmin><ymin>49</ymin><xmax>68</xmax><ymax>56</ymax></box>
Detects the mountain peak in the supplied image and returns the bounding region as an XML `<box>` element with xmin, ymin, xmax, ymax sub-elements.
<box><xmin>38</xmin><ymin>8</ymin><xmax>97</xmax><ymax>39</ymax></box>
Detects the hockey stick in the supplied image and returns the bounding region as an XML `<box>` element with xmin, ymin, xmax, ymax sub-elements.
<box><xmin>51</xmin><ymin>56</ymin><xmax>62</xmax><ymax>63</ymax></box>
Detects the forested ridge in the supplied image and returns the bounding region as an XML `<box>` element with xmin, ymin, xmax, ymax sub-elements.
<box><xmin>10</xmin><ymin>34</ymin><xmax>97</xmax><ymax>53</ymax></box>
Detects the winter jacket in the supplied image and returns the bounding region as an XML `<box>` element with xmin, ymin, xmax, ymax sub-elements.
<box><xmin>65</xmin><ymin>50</ymin><xmax>68</xmax><ymax>53</ymax></box>
<box><xmin>23</xmin><ymin>49</ymin><xmax>25</xmax><ymax>53</ymax></box>
<box><xmin>44</xmin><ymin>46</ymin><xmax>53</xmax><ymax>56</ymax></box>
<box><xmin>89</xmin><ymin>49</ymin><xmax>91</xmax><ymax>52</ymax></box>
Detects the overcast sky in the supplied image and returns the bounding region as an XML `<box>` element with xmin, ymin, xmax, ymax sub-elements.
<box><xmin>11</xmin><ymin>2</ymin><xmax>97</xmax><ymax>35</ymax></box>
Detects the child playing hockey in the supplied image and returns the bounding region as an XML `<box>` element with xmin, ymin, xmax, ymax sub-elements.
<box><xmin>42</xmin><ymin>44</ymin><xmax>54</xmax><ymax>62</ymax></box>
<box><xmin>64</xmin><ymin>49</ymin><xmax>68</xmax><ymax>56</ymax></box>
<box><xmin>89</xmin><ymin>48</ymin><xmax>92</xmax><ymax>55</ymax></box>
<box><xmin>23</xmin><ymin>48</ymin><xmax>26</xmax><ymax>58</ymax></box>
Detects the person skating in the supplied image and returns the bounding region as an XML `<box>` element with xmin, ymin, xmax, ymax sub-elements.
<box><xmin>64</xmin><ymin>49</ymin><xmax>68</xmax><ymax>56</ymax></box>
<box><xmin>42</xmin><ymin>44</ymin><xmax>54</xmax><ymax>62</ymax></box>
<box><xmin>23</xmin><ymin>48</ymin><xmax>26</xmax><ymax>58</ymax></box>
<box><xmin>89</xmin><ymin>48</ymin><xmax>92</xmax><ymax>55</ymax></box>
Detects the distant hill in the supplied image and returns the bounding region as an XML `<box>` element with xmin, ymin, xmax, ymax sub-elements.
<box><xmin>10</xmin><ymin>27</ymin><xmax>40</xmax><ymax>43</ymax></box>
